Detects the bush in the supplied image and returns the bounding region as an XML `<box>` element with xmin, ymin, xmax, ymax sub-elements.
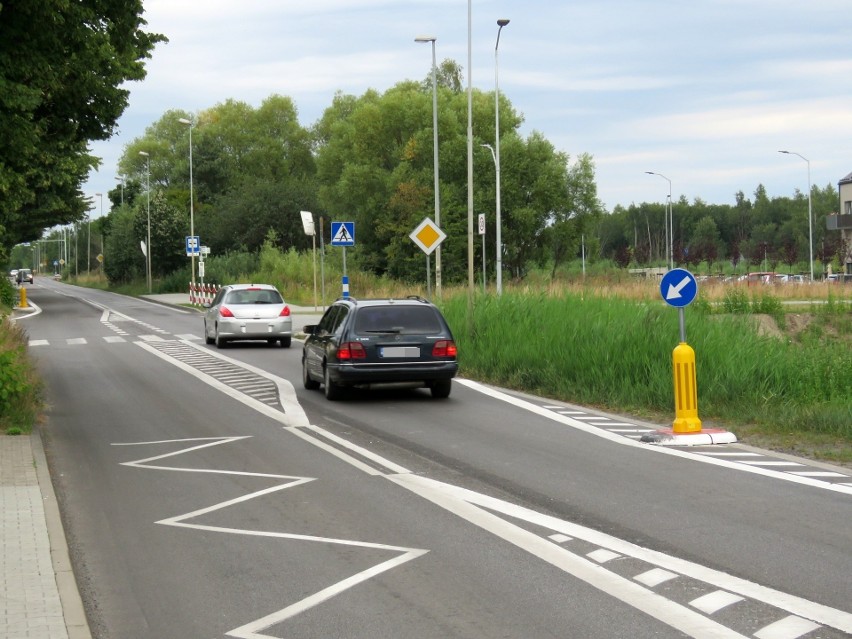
<box><xmin>0</xmin><ymin>318</ymin><xmax>42</xmax><ymax>433</ymax></box>
<box><xmin>0</xmin><ymin>277</ymin><xmax>17</xmax><ymax>310</ymax></box>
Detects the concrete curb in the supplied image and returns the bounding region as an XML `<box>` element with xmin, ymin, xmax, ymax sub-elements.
<box><xmin>31</xmin><ymin>427</ymin><xmax>93</xmax><ymax>639</ymax></box>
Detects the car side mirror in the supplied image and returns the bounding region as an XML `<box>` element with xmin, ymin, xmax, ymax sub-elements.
<box><xmin>303</xmin><ymin>324</ymin><xmax>318</xmax><ymax>335</ymax></box>
<box><xmin>202</xmin><ymin>303</ymin><xmax>211</xmax><ymax>309</ymax></box>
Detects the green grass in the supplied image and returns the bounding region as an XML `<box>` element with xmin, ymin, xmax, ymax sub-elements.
<box><xmin>439</xmin><ymin>291</ymin><xmax>852</xmax><ymax>461</ymax></box>
<box><xmin>0</xmin><ymin>315</ymin><xmax>42</xmax><ymax>435</ymax></box>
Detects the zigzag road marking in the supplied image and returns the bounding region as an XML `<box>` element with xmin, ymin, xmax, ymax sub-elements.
<box><xmin>112</xmin><ymin>436</ymin><xmax>428</xmax><ymax>639</ymax></box>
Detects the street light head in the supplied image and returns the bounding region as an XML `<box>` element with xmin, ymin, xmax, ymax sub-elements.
<box><xmin>95</xmin><ymin>193</ymin><xmax>102</xmax><ymax>197</ymax></box>
<box><xmin>138</xmin><ymin>151</ymin><xmax>149</xmax><ymax>157</ymax></box>
<box><xmin>497</xmin><ymin>19</ymin><xmax>510</xmax><ymax>27</ymax></box>
<box><xmin>645</xmin><ymin>171</ymin><xmax>655</xmax><ymax>175</ymax></box>
<box><xmin>414</xmin><ymin>35</ymin><xmax>436</xmax><ymax>43</ymax></box>
<box><xmin>178</xmin><ymin>117</ymin><xmax>192</xmax><ymax>125</ymax></box>
<box><xmin>778</xmin><ymin>150</ymin><xmax>789</xmax><ymax>154</ymax></box>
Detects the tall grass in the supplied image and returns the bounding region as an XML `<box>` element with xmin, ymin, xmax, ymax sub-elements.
<box><xmin>439</xmin><ymin>290</ymin><xmax>852</xmax><ymax>440</ymax></box>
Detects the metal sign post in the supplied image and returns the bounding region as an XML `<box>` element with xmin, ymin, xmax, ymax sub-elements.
<box><xmin>330</xmin><ymin>222</ymin><xmax>355</xmax><ymax>298</ymax></box>
<box><xmin>300</xmin><ymin>211</ymin><xmax>317</xmax><ymax>310</ymax></box>
<box><xmin>478</xmin><ymin>213</ymin><xmax>486</xmax><ymax>292</ymax></box>
<box><xmin>409</xmin><ymin>217</ymin><xmax>446</xmax><ymax>299</ymax></box>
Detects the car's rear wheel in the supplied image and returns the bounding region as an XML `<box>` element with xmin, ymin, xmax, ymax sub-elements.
<box><xmin>323</xmin><ymin>364</ymin><xmax>343</xmax><ymax>400</ymax></box>
<box><xmin>279</xmin><ymin>336</ymin><xmax>291</xmax><ymax>348</ymax></box>
<box><xmin>430</xmin><ymin>379</ymin><xmax>452</xmax><ymax>399</ymax></box>
<box><xmin>302</xmin><ymin>357</ymin><xmax>320</xmax><ymax>390</ymax></box>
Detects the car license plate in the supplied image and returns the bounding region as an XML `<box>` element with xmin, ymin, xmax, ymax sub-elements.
<box><xmin>381</xmin><ymin>346</ymin><xmax>420</xmax><ymax>358</ymax></box>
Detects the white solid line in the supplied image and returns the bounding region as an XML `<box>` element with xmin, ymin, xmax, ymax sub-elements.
<box><xmin>390</xmin><ymin>473</ymin><xmax>748</xmax><ymax>639</ymax></box>
<box><xmin>608</xmin><ymin>429</ymin><xmax>654</xmax><ymax>433</ymax></box>
<box><xmin>690</xmin><ymin>590</ymin><xmax>744</xmax><ymax>615</ymax></box>
<box><xmin>634</xmin><ymin>568</ymin><xmax>678</xmax><ymax>588</ymax></box>
<box><xmin>754</xmin><ymin>615</ymin><xmax>821</xmax><ymax>639</ymax></box>
<box><xmin>388</xmin><ymin>473</ymin><xmax>852</xmax><ymax>635</ymax></box>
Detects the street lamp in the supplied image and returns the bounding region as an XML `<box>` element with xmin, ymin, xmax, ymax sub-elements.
<box><xmin>778</xmin><ymin>150</ymin><xmax>814</xmax><ymax>281</ymax></box>
<box><xmin>179</xmin><ymin>117</ymin><xmax>196</xmax><ymax>291</ymax></box>
<box><xmin>91</xmin><ymin>193</ymin><xmax>102</xmax><ymax>273</ymax></box>
<box><xmin>481</xmin><ymin>142</ymin><xmax>497</xmax><ymax>288</ymax></box>
<box><xmin>115</xmin><ymin>175</ymin><xmax>124</xmax><ymax>206</ymax></box>
<box><xmin>467</xmin><ymin>0</ymin><xmax>474</xmax><ymax>299</ymax></box>
<box><xmin>494</xmin><ymin>18</ymin><xmax>510</xmax><ymax>295</ymax></box>
<box><xmin>415</xmin><ymin>36</ymin><xmax>441</xmax><ymax>298</ymax></box>
<box><xmin>138</xmin><ymin>151</ymin><xmax>152</xmax><ymax>293</ymax></box>
<box><xmin>646</xmin><ymin>171</ymin><xmax>673</xmax><ymax>269</ymax></box>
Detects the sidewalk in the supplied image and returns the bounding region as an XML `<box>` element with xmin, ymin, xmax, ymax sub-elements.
<box><xmin>0</xmin><ymin>429</ymin><xmax>90</xmax><ymax>639</ymax></box>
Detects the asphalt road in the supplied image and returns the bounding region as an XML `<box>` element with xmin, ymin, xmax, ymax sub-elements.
<box><xmin>19</xmin><ymin>279</ymin><xmax>852</xmax><ymax>639</ymax></box>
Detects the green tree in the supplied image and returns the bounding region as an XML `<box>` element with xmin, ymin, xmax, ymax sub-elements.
<box><xmin>0</xmin><ymin>0</ymin><xmax>165</xmax><ymax>257</ymax></box>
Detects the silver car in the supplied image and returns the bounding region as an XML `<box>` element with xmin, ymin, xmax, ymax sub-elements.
<box><xmin>203</xmin><ymin>283</ymin><xmax>292</xmax><ymax>348</ymax></box>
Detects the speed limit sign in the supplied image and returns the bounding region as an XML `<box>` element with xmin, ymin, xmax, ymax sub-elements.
<box><xmin>478</xmin><ymin>213</ymin><xmax>486</xmax><ymax>235</ymax></box>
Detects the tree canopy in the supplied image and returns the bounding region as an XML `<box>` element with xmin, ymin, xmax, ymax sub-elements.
<box><xmin>0</xmin><ymin>0</ymin><xmax>165</xmax><ymax>263</ymax></box>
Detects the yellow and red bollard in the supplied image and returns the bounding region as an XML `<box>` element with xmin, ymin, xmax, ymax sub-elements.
<box><xmin>672</xmin><ymin>341</ymin><xmax>701</xmax><ymax>433</ymax></box>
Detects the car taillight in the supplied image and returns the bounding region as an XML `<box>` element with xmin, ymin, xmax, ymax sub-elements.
<box><xmin>279</xmin><ymin>305</ymin><xmax>291</xmax><ymax>317</ymax></box>
<box><xmin>337</xmin><ymin>342</ymin><xmax>366</xmax><ymax>360</ymax></box>
<box><xmin>432</xmin><ymin>340</ymin><xmax>457</xmax><ymax>358</ymax></box>
<box><xmin>219</xmin><ymin>306</ymin><xmax>234</xmax><ymax>318</ymax></box>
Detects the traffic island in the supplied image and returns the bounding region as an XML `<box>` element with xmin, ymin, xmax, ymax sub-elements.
<box><xmin>641</xmin><ymin>428</ymin><xmax>738</xmax><ymax>446</ymax></box>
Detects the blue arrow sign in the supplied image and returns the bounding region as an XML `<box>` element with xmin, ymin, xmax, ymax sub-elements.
<box><xmin>660</xmin><ymin>268</ymin><xmax>698</xmax><ymax>308</ymax></box>
<box><xmin>330</xmin><ymin>222</ymin><xmax>355</xmax><ymax>246</ymax></box>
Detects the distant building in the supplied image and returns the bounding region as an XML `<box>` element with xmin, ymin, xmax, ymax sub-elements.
<box><xmin>827</xmin><ymin>172</ymin><xmax>852</xmax><ymax>276</ymax></box>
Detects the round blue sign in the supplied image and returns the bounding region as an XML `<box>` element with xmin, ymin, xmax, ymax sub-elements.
<box><xmin>660</xmin><ymin>268</ymin><xmax>698</xmax><ymax>308</ymax></box>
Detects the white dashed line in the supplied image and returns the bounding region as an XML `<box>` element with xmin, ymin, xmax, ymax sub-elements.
<box><xmin>634</xmin><ymin>568</ymin><xmax>678</xmax><ymax>588</ymax></box>
<box><xmin>754</xmin><ymin>615</ymin><xmax>821</xmax><ymax>639</ymax></box>
<box><xmin>690</xmin><ymin>590</ymin><xmax>744</xmax><ymax>615</ymax></box>
<box><xmin>587</xmin><ymin>549</ymin><xmax>621</xmax><ymax>564</ymax></box>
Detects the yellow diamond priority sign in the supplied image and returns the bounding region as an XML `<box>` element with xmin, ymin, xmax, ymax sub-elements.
<box><xmin>409</xmin><ymin>217</ymin><xmax>446</xmax><ymax>256</ymax></box>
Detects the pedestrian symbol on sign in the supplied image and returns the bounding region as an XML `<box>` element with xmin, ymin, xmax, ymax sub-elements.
<box><xmin>330</xmin><ymin>222</ymin><xmax>355</xmax><ymax>246</ymax></box>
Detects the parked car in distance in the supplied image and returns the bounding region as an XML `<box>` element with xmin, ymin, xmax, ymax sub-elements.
<box><xmin>9</xmin><ymin>269</ymin><xmax>18</xmax><ymax>280</ymax></box>
<box><xmin>203</xmin><ymin>283</ymin><xmax>292</xmax><ymax>348</ymax></box>
<box><xmin>302</xmin><ymin>296</ymin><xmax>458</xmax><ymax>400</ymax></box>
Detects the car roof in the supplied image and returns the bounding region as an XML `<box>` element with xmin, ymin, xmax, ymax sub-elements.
<box><xmin>334</xmin><ymin>296</ymin><xmax>435</xmax><ymax>308</ymax></box>
<box><xmin>223</xmin><ymin>283</ymin><xmax>278</xmax><ymax>291</ymax></box>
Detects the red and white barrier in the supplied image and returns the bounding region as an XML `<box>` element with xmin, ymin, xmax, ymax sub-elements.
<box><xmin>189</xmin><ymin>282</ymin><xmax>219</xmax><ymax>307</ymax></box>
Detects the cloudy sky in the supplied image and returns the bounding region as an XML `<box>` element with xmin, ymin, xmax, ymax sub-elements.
<box><xmin>83</xmin><ymin>0</ymin><xmax>852</xmax><ymax>216</ymax></box>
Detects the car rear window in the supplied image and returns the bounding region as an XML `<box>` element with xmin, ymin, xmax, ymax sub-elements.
<box><xmin>226</xmin><ymin>289</ymin><xmax>283</xmax><ymax>304</ymax></box>
<box><xmin>354</xmin><ymin>306</ymin><xmax>443</xmax><ymax>335</ymax></box>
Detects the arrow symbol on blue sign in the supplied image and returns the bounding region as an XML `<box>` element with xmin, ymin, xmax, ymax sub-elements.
<box><xmin>665</xmin><ymin>276</ymin><xmax>692</xmax><ymax>300</ymax></box>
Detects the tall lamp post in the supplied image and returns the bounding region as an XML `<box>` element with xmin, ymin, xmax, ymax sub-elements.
<box><xmin>179</xmin><ymin>117</ymin><xmax>196</xmax><ymax>291</ymax></box>
<box><xmin>115</xmin><ymin>175</ymin><xmax>125</xmax><ymax>206</ymax></box>
<box><xmin>415</xmin><ymin>36</ymin><xmax>442</xmax><ymax>298</ymax></box>
<box><xmin>778</xmin><ymin>150</ymin><xmax>814</xmax><ymax>281</ymax></box>
<box><xmin>138</xmin><ymin>151</ymin><xmax>152</xmax><ymax>293</ymax></box>
<box><xmin>91</xmin><ymin>192</ymin><xmax>102</xmax><ymax>273</ymax></box>
<box><xmin>646</xmin><ymin>171</ymin><xmax>673</xmax><ymax>269</ymax></box>
<box><xmin>481</xmin><ymin>142</ymin><xmax>497</xmax><ymax>289</ymax></box>
<box><xmin>494</xmin><ymin>18</ymin><xmax>510</xmax><ymax>295</ymax></box>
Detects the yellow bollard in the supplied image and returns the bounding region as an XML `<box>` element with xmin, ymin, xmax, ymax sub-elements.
<box><xmin>672</xmin><ymin>342</ymin><xmax>701</xmax><ymax>433</ymax></box>
<box><xmin>19</xmin><ymin>286</ymin><xmax>29</xmax><ymax>309</ymax></box>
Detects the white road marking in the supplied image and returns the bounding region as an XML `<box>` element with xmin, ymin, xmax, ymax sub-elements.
<box><xmin>385</xmin><ymin>473</ymin><xmax>852</xmax><ymax>636</ymax></box>
<box><xmin>455</xmin><ymin>379</ymin><xmax>852</xmax><ymax>496</ymax></box>
<box><xmin>634</xmin><ymin>568</ymin><xmax>678</xmax><ymax>587</ymax></box>
<box><xmin>103</xmin><ymin>336</ymin><xmax>126</xmax><ymax>343</ymax></box>
<box><xmin>754</xmin><ymin>615</ymin><xmax>821</xmax><ymax>639</ymax></box>
<box><xmin>690</xmin><ymin>590</ymin><xmax>744</xmax><ymax>614</ymax></box>
<box><xmin>28</xmin><ymin>339</ymin><xmax>49</xmax><ymax>346</ymax></box>
<box><xmin>548</xmin><ymin>533</ymin><xmax>572</xmax><ymax>543</ymax></box>
<box><xmin>788</xmin><ymin>471</ymin><xmax>847</xmax><ymax>478</ymax></box>
<box><xmin>113</xmin><ymin>437</ymin><xmax>427</xmax><ymax>639</ymax></box>
<box><xmin>66</xmin><ymin>338</ymin><xmax>86</xmax><ymax>345</ymax></box>
<box><xmin>739</xmin><ymin>461</ymin><xmax>805</xmax><ymax>467</ymax></box>
<box><xmin>587</xmin><ymin>549</ymin><xmax>621</xmax><ymax>563</ymax></box>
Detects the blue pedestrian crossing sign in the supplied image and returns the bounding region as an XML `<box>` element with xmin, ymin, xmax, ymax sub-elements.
<box><xmin>330</xmin><ymin>222</ymin><xmax>355</xmax><ymax>246</ymax></box>
<box><xmin>660</xmin><ymin>268</ymin><xmax>698</xmax><ymax>308</ymax></box>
